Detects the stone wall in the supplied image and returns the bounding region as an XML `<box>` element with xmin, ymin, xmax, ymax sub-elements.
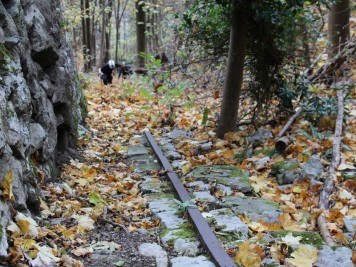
<box><xmin>0</xmin><ymin>0</ymin><xmax>85</xmax><ymax>257</ymax></box>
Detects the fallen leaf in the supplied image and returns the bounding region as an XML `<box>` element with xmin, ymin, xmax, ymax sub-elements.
<box><xmin>287</xmin><ymin>245</ymin><xmax>318</xmax><ymax>267</ymax></box>
<box><xmin>30</xmin><ymin>245</ymin><xmax>60</xmax><ymax>266</ymax></box>
<box><xmin>89</xmin><ymin>241</ymin><xmax>121</xmax><ymax>251</ymax></box>
<box><xmin>61</xmin><ymin>254</ymin><xmax>84</xmax><ymax>267</ymax></box>
<box><xmin>15</xmin><ymin>212</ymin><xmax>39</xmax><ymax>238</ymax></box>
<box><xmin>72</xmin><ymin>214</ymin><xmax>95</xmax><ymax>231</ymax></box>
<box><xmin>279</xmin><ymin>213</ymin><xmax>300</xmax><ymax>231</ymax></box>
<box><xmin>88</xmin><ymin>192</ymin><xmax>107</xmax><ymax>207</ymax></box>
<box><xmin>339</xmin><ymin>189</ymin><xmax>353</xmax><ymax>200</ymax></box>
<box><xmin>338</xmin><ymin>163</ymin><xmax>355</xmax><ymax>171</ymax></box>
<box><xmin>1</xmin><ymin>170</ymin><xmax>15</xmax><ymax>200</ymax></box>
<box><xmin>281</xmin><ymin>233</ymin><xmax>302</xmax><ymax>246</ymax></box>
<box><xmin>235</xmin><ymin>240</ymin><xmax>263</xmax><ymax>267</ymax></box>
<box><xmin>71</xmin><ymin>247</ymin><xmax>93</xmax><ymax>257</ymax></box>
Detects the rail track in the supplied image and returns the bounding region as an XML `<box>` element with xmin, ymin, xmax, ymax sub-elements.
<box><xmin>144</xmin><ymin>131</ymin><xmax>237</xmax><ymax>267</ymax></box>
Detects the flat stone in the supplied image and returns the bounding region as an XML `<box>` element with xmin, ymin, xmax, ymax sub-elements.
<box><xmin>186</xmin><ymin>181</ymin><xmax>210</xmax><ymax>191</ymax></box>
<box><xmin>140</xmin><ymin>177</ymin><xmax>170</xmax><ymax>194</ymax></box>
<box><xmin>302</xmin><ymin>155</ymin><xmax>324</xmax><ymax>180</ymax></box>
<box><xmin>139</xmin><ymin>243</ymin><xmax>168</xmax><ymax>267</ymax></box>
<box><xmin>185</xmin><ymin>165</ymin><xmax>253</xmax><ymax>193</ymax></box>
<box><xmin>247</xmin><ymin>128</ymin><xmax>273</xmax><ymax>145</ymax></box>
<box><xmin>156</xmin><ymin>212</ymin><xmax>186</xmax><ymax>229</ymax></box>
<box><xmin>192</xmin><ymin>191</ymin><xmax>216</xmax><ymax>203</ymax></box>
<box><xmin>172</xmin><ymin>160</ymin><xmax>188</xmax><ymax>169</ymax></box>
<box><xmin>343</xmin><ymin>218</ymin><xmax>356</xmax><ymax>233</ymax></box>
<box><xmin>166</xmin><ymin>129</ymin><xmax>193</xmax><ymax>139</ymax></box>
<box><xmin>128</xmin><ymin>145</ymin><xmax>148</xmax><ymax>156</ymax></box>
<box><xmin>207</xmin><ymin>209</ymin><xmax>248</xmax><ymax>239</ymax></box>
<box><xmin>165</xmin><ymin>150</ymin><xmax>182</xmax><ymax>160</ymax></box>
<box><xmin>261</xmin><ymin>258</ymin><xmax>280</xmax><ymax>267</ymax></box>
<box><xmin>173</xmin><ymin>238</ymin><xmax>199</xmax><ymax>256</ymax></box>
<box><xmin>216</xmin><ymin>184</ymin><xmax>233</xmax><ymax>196</ymax></box>
<box><xmin>221</xmin><ymin>196</ymin><xmax>282</xmax><ymax>223</ymax></box>
<box><xmin>255</xmin><ymin>157</ymin><xmax>271</xmax><ymax>169</ymax></box>
<box><xmin>129</xmin><ymin>154</ymin><xmax>161</xmax><ymax>172</ymax></box>
<box><xmin>314</xmin><ymin>245</ymin><xmax>354</xmax><ymax>267</ymax></box>
<box><xmin>148</xmin><ymin>198</ymin><xmax>177</xmax><ymax>214</ymax></box>
<box><xmin>171</xmin><ymin>256</ymin><xmax>215</xmax><ymax>267</ymax></box>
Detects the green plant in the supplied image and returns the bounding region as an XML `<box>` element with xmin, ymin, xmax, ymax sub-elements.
<box><xmin>0</xmin><ymin>43</ymin><xmax>12</xmax><ymax>61</ymax></box>
<box><xmin>298</xmin><ymin>124</ymin><xmax>332</xmax><ymax>140</ymax></box>
<box><xmin>172</xmin><ymin>199</ymin><xmax>197</xmax><ymax>212</ymax></box>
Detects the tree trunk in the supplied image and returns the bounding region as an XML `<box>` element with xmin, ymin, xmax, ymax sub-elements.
<box><xmin>216</xmin><ymin>1</ymin><xmax>248</xmax><ymax>138</ymax></box>
<box><xmin>328</xmin><ymin>0</ymin><xmax>350</xmax><ymax>58</ymax></box>
<box><xmin>136</xmin><ymin>0</ymin><xmax>146</xmax><ymax>68</ymax></box>
<box><xmin>115</xmin><ymin>0</ymin><xmax>120</xmax><ymax>61</ymax></box>
<box><xmin>91</xmin><ymin>0</ymin><xmax>97</xmax><ymax>68</ymax></box>
<box><xmin>85</xmin><ymin>0</ymin><xmax>92</xmax><ymax>70</ymax></box>
<box><xmin>104</xmin><ymin>0</ymin><xmax>113</xmax><ymax>62</ymax></box>
<box><xmin>80</xmin><ymin>0</ymin><xmax>88</xmax><ymax>71</ymax></box>
<box><xmin>99</xmin><ymin>0</ymin><xmax>106</xmax><ymax>65</ymax></box>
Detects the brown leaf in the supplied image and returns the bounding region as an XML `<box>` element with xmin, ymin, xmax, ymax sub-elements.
<box><xmin>235</xmin><ymin>241</ymin><xmax>263</xmax><ymax>267</ymax></box>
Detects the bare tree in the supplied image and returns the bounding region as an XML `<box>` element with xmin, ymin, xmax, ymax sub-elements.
<box><xmin>136</xmin><ymin>0</ymin><xmax>146</xmax><ymax>68</ymax></box>
<box><xmin>328</xmin><ymin>0</ymin><xmax>350</xmax><ymax>58</ymax></box>
<box><xmin>216</xmin><ymin>1</ymin><xmax>249</xmax><ymax>138</ymax></box>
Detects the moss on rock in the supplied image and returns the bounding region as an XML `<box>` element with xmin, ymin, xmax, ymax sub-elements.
<box><xmin>270</xmin><ymin>230</ymin><xmax>325</xmax><ymax>249</ymax></box>
<box><xmin>271</xmin><ymin>160</ymin><xmax>300</xmax><ymax>175</ymax></box>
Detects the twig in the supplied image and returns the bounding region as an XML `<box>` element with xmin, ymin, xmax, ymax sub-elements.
<box><xmin>98</xmin><ymin>215</ymin><xmax>129</xmax><ymax>234</ymax></box>
<box><xmin>273</xmin><ymin>47</ymin><xmax>327</xmax><ymax>139</ymax></box>
<box><xmin>317</xmin><ymin>88</ymin><xmax>344</xmax><ymax>246</ymax></box>
<box><xmin>276</xmin><ymin>108</ymin><xmax>304</xmax><ymax>139</ymax></box>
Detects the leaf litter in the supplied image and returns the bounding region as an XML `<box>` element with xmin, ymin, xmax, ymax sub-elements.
<box><xmin>4</xmin><ymin>73</ymin><xmax>356</xmax><ymax>266</ymax></box>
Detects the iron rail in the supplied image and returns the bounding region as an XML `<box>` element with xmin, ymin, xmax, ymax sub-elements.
<box><xmin>144</xmin><ymin>131</ymin><xmax>236</xmax><ymax>267</ymax></box>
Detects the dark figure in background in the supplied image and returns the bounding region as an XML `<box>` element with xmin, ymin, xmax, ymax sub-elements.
<box><xmin>100</xmin><ymin>60</ymin><xmax>116</xmax><ymax>85</ymax></box>
<box><xmin>117</xmin><ymin>61</ymin><xmax>133</xmax><ymax>80</ymax></box>
<box><xmin>154</xmin><ymin>51</ymin><xmax>169</xmax><ymax>68</ymax></box>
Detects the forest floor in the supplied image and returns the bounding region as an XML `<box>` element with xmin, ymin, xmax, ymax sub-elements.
<box><xmin>4</xmin><ymin>72</ymin><xmax>356</xmax><ymax>266</ymax></box>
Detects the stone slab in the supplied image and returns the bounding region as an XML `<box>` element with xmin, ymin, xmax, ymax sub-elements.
<box><xmin>185</xmin><ymin>165</ymin><xmax>253</xmax><ymax>193</ymax></box>
<box><xmin>171</xmin><ymin>256</ymin><xmax>215</xmax><ymax>267</ymax></box>
<box><xmin>221</xmin><ymin>196</ymin><xmax>282</xmax><ymax>223</ymax></box>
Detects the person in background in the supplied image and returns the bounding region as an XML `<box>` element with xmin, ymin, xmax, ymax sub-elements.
<box><xmin>117</xmin><ymin>61</ymin><xmax>133</xmax><ymax>80</ymax></box>
<box><xmin>100</xmin><ymin>60</ymin><xmax>116</xmax><ymax>85</ymax></box>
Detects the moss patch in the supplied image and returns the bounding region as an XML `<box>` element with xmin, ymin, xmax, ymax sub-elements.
<box><xmin>270</xmin><ymin>230</ymin><xmax>325</xmax><ymax>249</ymax></box>
<box><xmin>342</xmin><ymin>171</ymin><xmax>356</xmax><ymax>181</ymax></box>
<box><xmin>148</xmin><ymin>192</ymin><xmax>175</xmax><ymax>200</ymax></box>
<box><xmin>271</xmin><ymin>160</ymin><xmax>300</xmax><ymax>175</ymax></box>
<box><xmin>254</xmin><ymin>148</ymin><xmax>275</xmax><ymax>157</ymax></box>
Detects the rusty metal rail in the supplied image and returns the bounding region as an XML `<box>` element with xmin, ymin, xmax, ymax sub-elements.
<box><xmin>144</xmin><ymin>131</ymin><xmax>236</xmax><ymax>267</ymax></box>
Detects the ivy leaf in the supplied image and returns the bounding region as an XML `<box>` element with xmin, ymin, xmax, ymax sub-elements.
<box><xmin>88</xmin><ymin>192</ymin><xmax>107</xmax><ymax>207</ymax></box>
<box><xmin>114</xmin><ymin>261</ymin><xmax>125</xmax><ymax>267</ymax></box>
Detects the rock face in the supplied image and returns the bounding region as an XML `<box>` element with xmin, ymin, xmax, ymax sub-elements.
<box><xmin>0</xmin><ymin>0</ymin><xmax>85</xmax><ymax>257</ymax></box>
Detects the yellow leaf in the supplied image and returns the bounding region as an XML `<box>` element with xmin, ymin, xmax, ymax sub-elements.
<box><xmin>279</xmin><ymin>213</ymin><xmax>300</xmax><ymax>231</ymax></box>
<box><xmin>287</xmin><ymin>245</ymin><xmax>318</xmax><ymax>267</ymax></box>
<box><xmin>270</xmin><ymin>243</ymin><xmax>287</xmax><ymax>263</ymax></box>
<box><xmin>235</xmin><ymin>241</ymin><xmax>263</xmax><ymax>267</ymax></box>
<box><xmin>223</xmin><ymin>148</ymin><xmax>234</xmax><ymax>159</ymax></box>
<box><xmin>1</xmin><ymin>171</ymin><xmax>15</xmax><ymax>200</ymax></box>
<box><xmin>181</xmin><ymin>163</ymin><xmax>192</xmax><ymax>175</ymax></box>
<box><xmin>7</xmin><ymin>221</ymin><xmax>21</xmax><ymax>237</ymax></box>
<box><xmin>292</xmin><ymin>186</ymin><xmax>302</xmax><ymax>194</ymax></box>
<box><xmin>15</xmin><ymin>212</ymin><xmax>39</xmax><ymax>237</ymax></box>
